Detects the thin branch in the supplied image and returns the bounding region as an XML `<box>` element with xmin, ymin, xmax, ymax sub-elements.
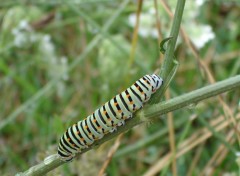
<box><xmin>144</xmin><ymin>75</ymin><xmax>240</xmax><ymax>119</ymax></box>
<box><xmin>160</xmin><ymin>0</ymin><xmax>185</xmax><ymax>79</ymax></box>
<box><xmin>17</xmin><ymin>75</ymin><xmax>240</xmax><ymax>176</ymax></box>
<box><xmin>149</xmin><ymin>4</ymin><xmax>185</xmax><ymax>173</ymax></box>
<box><xmin>150</xmin><ymin>0</ymin><xmax>186</xmax><ymax>103</ymax></box>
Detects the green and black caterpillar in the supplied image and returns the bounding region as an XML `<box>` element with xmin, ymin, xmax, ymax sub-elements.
<box><xmin>58</xmin><ymin>74</ymin><xmax>163</xmax><ymax>162</ymax></box>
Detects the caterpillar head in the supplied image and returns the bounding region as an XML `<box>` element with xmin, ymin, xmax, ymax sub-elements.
<box><xmin>150</xmin><ymin>74</ymin><xmax>163</xmax><ymax>92</ymax></box>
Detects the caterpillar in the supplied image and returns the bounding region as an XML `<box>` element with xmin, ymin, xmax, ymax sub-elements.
<box><xmin>57</xmin><ymin>74</ymin><xmax>163</xmax><ymax>162</ymax></box>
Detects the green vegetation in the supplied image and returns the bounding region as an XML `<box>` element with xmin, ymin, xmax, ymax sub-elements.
<box><xmin>0</xmin><ymin>0</ymin><xmax>240</xmax><ymax>175</ymax></box>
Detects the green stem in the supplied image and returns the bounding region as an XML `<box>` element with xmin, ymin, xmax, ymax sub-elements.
<box><xmin>151</xmin><ymin>0</ymin><xmax>186</xmax><ymax>103</ymax></box>
<box><xmin>160</xmin><ymin>0</ymin><xmax>185</xmax><ymax>79</ymax></box>
<box><xmin>145</xmin><ymin>75</ymin><xmax>240</xmax><ymax>118</ymax></box>
<box><xmin>17</xmin><ymin>75</ymin><xmax>240</xmax><ymax>176</ymax></box>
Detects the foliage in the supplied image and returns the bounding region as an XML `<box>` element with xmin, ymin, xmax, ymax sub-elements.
<box><xmin>0</xmin><ymin>0</ymin><xmax>240</xmax><ymax>175</ymax></box>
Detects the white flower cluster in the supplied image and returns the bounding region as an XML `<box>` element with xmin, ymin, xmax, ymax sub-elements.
<box><xmin>11</xmin><ymin>19</ymin><xmax>69</xmax><ymax>97</ymax></box>
<box><xmin>11</xmin><ymin>20</ymin><xmax>36</xmax><ymax>47</ymax></box>
<box><xmin>38</xmin><ymin>34</ymin><xmax>69</xmax><ymax>97</ymax></box>
<box><xmin>128</xmin><ymin>0</ymin><xmax>215</xmax><ymax>49</ymax></box>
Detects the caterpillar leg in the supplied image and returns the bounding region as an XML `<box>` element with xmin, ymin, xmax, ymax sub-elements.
<box><xmin>109</xmin><ymin>126</ymin><xmax>117</xmax><ymax>133</ymax></box>
<box><xmin>58</xmin><ymin>149</ymin><xmax>75</xmax><ymax>162</ymax></box>
<box><xmin>117</xmin><ymin>120</ymin><xmax>125</xmax><ymax>126</ymax></box>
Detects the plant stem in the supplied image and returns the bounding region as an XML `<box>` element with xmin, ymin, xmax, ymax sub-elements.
<box><xmin>145</xmin><ymin>75</ymin><xmax>240</xmax><ymax>118</ymax></box>
<box><xmin>151</xmin><ymin>0</ymin><xmax>186</xmax><ymax>103</ymax></box>
<box><xmin>17</xmin><ymin>75</ymin><xmax>240</xmax><ymax>176</ymax></box>
<box><xmin>160</xmin><ymin>0</ymin><xmax>185</xmax><ymax>79</ymax></box>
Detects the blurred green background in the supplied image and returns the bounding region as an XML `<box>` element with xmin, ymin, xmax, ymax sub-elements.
<box><xmin>0</xmin><ymin>0</ymin><xmax>240</xmax><ymax>175</ymax></box>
